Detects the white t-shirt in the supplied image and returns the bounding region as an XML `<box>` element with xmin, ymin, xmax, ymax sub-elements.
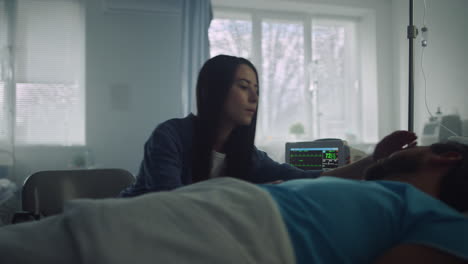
<box><xmin>210</xmin><ymin>151</ymin><xmax>226</xmax><ymax>178</ymax></box>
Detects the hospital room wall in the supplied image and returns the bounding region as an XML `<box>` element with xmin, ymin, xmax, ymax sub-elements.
<box><xmin>84</xmin><ymin>0</ymin><xmax>184</xmax><ymax>175</ymax></box>
<box><xmin>391</xmin><ymin>0</ymin><xmax>468</xmax><ymax>139</ymax></box>
<box><xmin>13</xmin><ymin>0</ymin><xmax>185</xmax><ymax>181</ymax></box>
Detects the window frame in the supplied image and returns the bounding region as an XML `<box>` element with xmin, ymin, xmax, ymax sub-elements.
<box><xmin>211</xmin><ymin>6</ymin><xmax>377</xmax><ymax>145</ymax></box>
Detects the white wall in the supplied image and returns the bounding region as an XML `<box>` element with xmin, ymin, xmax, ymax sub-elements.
<box><xmin>392</xmin><ymin>0</ymin><xmax>468</xmax><ymax>138</ymax></box>
<box><xmin>85</xmin><ymin>0</ymin><xmax>184</xmax><ymax>175</ymax></box>
<box><xmin>13</xmin><ymin>0</ymin><xmax>184</xmax><ymax>181</ymax></box>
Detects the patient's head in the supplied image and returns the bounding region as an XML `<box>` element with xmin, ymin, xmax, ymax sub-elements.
<box><xmin>365</xmin><ymin>142</ymin><xmax>468</xmax><ymax>212</ymax></box>
<box><xmin>433</xmin><ymin>142</ymin><xmax>468</xmax><ymax>212</ymax></box>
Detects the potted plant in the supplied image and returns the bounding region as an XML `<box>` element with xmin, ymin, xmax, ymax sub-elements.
<box><xmin>289</xmin><ymin>122</ymin><xmax>305</xmax><ymax>140</ymax></box>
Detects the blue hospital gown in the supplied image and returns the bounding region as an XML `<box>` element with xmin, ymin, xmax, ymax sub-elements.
<box><xmin>260</xmin><ymin>177</ymin><xmax>468</xmax><ymax>264</ymax></box>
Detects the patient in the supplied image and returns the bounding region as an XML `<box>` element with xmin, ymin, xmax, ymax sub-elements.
<box><xmin>0</xmin><ymin>142</ymin><xmax>467</xmax><ymax>264</ymax></box>
<box><xmin>260</xmin><ymin>141</ymin><xmax>468</xmax><ymax>264</ymax></box>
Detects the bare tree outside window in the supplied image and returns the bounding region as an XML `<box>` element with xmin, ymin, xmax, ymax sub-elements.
<box><xmin>260</xmin><ymin>20</ymin><xmax>306</xmax><ymax>140</ymax></box>
<box><xmin>209</xmin><ymin>18</ymin><xmax>252</xmax><ymax>59</ymax></box>
<box><xmin>311</xmin><ymin>21</ymin><xmax>360</xmax><ymax>141</ymax></box>
<box><xmin>311</xmin><ymin>25</ymin><xmax>346</xmax><ymax>138</ymax></box>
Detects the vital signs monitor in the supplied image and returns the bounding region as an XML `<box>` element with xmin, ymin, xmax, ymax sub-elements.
<box><xmin>285</xmin><ymin>139</ymin><xmax>349</xmax><ymax>171</ymax></box>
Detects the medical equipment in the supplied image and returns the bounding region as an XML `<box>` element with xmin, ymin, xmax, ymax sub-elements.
<box><xmin>407</xmin><ymin>0</ymin><xmax>417</xmax><ymax>132</ymax></box>
<box><xmin>421</xmin><ymin>114</ymin><xmax>462</xmax><ymax>146</ymax></box>
<box><xmin>285</xmin><ymin>139</ymin><xmax>350</xmax><ymax>171</ymax></box>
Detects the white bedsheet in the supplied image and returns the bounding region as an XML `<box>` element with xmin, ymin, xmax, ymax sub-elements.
<box><xmin>0</xmin><ymin>178</ymin><xmax>295</xmax><ymax>264</ymax></box>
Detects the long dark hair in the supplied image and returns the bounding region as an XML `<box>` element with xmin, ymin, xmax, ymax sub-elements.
<box><xmin>191</xmin><ymin>55</ymin><xmax>259</xmax><ymax>183</ymax></box>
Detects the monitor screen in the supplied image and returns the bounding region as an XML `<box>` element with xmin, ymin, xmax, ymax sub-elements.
<box><xmin>288</xmin><ymin>147</ymin><xmax>339</xmax><ymax>171</ymax></box>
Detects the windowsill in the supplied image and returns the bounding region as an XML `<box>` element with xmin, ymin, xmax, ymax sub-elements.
<box><xmin>14</xmin><ymin>144</ymin><xmax>86</xmax><ymax>148</ymax></box>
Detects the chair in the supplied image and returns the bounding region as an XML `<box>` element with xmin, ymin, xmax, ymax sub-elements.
<box><xmin>18</xmin><ymin>168</ymin><xmax>134</xmax><ymax>219</ymax></box>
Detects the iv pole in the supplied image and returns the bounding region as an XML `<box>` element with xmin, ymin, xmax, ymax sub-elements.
<box><xmin>407</xmin><ymin>0</ymin><xmax>417</xmax><ymax>132</ymax></box>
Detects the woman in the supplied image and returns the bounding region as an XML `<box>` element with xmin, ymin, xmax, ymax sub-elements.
<box><xmin>120</xmin><ymin>55</ymin><xmax>416</xmax><ymax>197</ymax></box>
<box><xmin>120</xmin><ymin>55</ymin><xmax>317</xmax><ymax>196</ymax></box>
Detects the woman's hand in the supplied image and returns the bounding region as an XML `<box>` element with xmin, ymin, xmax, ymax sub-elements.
<box><xmin>373</xmin><ymin>130</ymin><xmax>417</xmax><ymax>161</ymax></box>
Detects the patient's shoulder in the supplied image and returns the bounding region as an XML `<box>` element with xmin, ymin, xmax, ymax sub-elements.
<box><xmin>374</xmin><ymin>244</ymin><xmax>467</xmax><ymax>264</ymax></box>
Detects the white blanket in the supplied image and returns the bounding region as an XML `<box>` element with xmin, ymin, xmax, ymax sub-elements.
<box><xmin>0</xmin><ymin>178</ymin><xmax>295</xmax><ymax>264</ymax></box>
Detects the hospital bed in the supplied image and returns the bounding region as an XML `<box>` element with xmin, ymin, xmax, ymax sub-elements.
<box><xmin>12</xmin><ymin>168</ymin><xmax>134</xmax><ymax>223</ymax></box>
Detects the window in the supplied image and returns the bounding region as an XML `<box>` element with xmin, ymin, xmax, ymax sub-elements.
<box><xmin>0</xmin><ymin>0</ymin><xmax>85</xmax><ymax>146</ymax></box>
<box><xmin>259</xmin><ymin>18</ymin><xmax>306</xmax><ymax>141</ymax></box>
<box><xmin>311</xmin><ymin>19</ymin><xmax>360</xmax><ymax>140</ymax></box>
<box><xmin>209</xmin><ymin>9</ymin><xmax>378</xmax><ymax>158</ymax></box>
<box><xmin>209</xmin><ymin>13</ymin><xmax>252</xmax><ymax>59</ymax></box>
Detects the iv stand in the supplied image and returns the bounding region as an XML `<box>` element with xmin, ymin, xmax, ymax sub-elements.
<box><xmin>407</xmin><ymin>0</ymin><xmax>418</xmax><ymax>132</ymax></box>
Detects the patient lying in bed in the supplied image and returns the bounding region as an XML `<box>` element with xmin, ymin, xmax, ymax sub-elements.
<box><xmin>0</xmin><ymin>142</ymin><xmax>467</xmax><ymax>264</ymax></box>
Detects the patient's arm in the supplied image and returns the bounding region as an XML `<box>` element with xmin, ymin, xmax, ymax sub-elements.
<box><xmin>320</xmin><ymin>155</ymin><xmax>373</xmax><ymax>179</ymax></box>
<box><xmin>372</xmin><ymin>130</ymin><xmax>417</xmax><ymax>161</ymax></box>
<box><xmin>321</xmin><ymin>130</ymin><xmax>417</xmax><ymax>180</ymax></box>
<box><xmin>374</xmin><ymin>244</ymin><xmax>467</xmax><ymax>264</ymax></box>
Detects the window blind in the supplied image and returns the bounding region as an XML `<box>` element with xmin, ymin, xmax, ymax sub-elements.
<box><xmin>14</xmin><ymin>0</ymin><xmax>85</xmax><ymax>145</ymax></box>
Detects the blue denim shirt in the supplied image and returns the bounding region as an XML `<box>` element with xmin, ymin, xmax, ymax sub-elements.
<box><xmin>120</xmin><ymin>114</ymin><xmax>320</xmax><ymax>197</ymax></box>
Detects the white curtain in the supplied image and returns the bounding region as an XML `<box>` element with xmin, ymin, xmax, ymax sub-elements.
<box><xmin>180</xmin><ymin>0</ymin><xmax>212</xmax><ymax>116</ymax></box>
